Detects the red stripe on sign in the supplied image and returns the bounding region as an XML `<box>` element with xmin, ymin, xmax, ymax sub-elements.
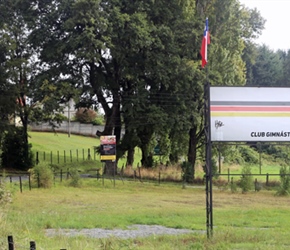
<box><xmin>211</xmin><ymin>106</ymin><xmax>290</xmax><ymax>112</ymax></box>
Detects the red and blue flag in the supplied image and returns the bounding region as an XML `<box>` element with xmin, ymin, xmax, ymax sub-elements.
<box><xmin>200</xmin><ymin>18</ymin><xmax>210</xmax><ymax>68</ymax></box>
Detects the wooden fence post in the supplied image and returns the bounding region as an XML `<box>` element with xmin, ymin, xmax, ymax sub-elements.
<box><xmin>8</xmin><ymin>235</ymin><xmax>14</xmax><ymax>250</ymax></box>
<box><xmin>37</xmin><ymin>173</ymin><xmax>40</xmax><ymax>188</ymax></box>
<box><xmin>19</xmin><ymin>176</ymin><xmax>23</xmax><ymax>193</ymax></box>
<box><xmin>30</xmin><ymin>241</ymin><xmax>36</xmax><ymax>250</ymax></box>
<box><xmin>88</xmin><ymin>148</ymin><xmax>91</xmax><ymax>160</ymax></box>
<box><xmin>29</xmin><ymin>174</ymin><xmax>32</xmax><ymax>190</ymax></box>
<box><xmin>36</xmin><ymin>152</ymin><xmax>39</xmax><ymax>165</ymax></box>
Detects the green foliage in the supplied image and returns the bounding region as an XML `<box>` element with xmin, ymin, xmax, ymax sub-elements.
<box><xmin>230</xmin><ymin>181</ymin><xmax>238</xmax><ymax>193</ymax></box>
<box><xmin>181</xmin><ymin>161</ymin><xmax>194</xmax><ymax>183</ymax></box>
<box><xmin>0</xmin><ymin>177</ymin><xmax>12</xmax><ymax>206</ymax></box>
<box><xmin>30</xmin><ymin>163</ymin><xmax>54</xmax><ymax>188</ymax></box>
<box><xmin>202</xmin><ymin>158</ymin><xmax>218</xmax><ymax>177</ymax></box>
<box><xmin>68</xmin><ymin>168</ymin><xmax>82</xmax><ymax>187</ymax></box>
<box><xmin>239</xmin><ymin>146</ymin><xmax>259</xmax><ymax>164</ymax></box>
<box><xmin>74</xmin><ymin>108</ymin><xmax>97</xmax><ymax>123</ymax></box>
<box><xmin>239</xmin><ymin>165</ymin><xmax>253</xmax><ymax>193</ymax></box>
<box><xmin>92</xmin><ymin>115</ymin><xmax>104</xmax><ymax>125</ymax></box>
<box><xmin>221</xmin><ymin>144</ymin><xmax>259</xmax><ymax>165</ymax></box>
<box><xmin>248</xmin><ymin>45</ymin><xmax>284</xmax><ymax>87</ymax></box>
<box><xmin>276</xmin><ymin>166</ymin><xmax>290</xmax><ymax>196</ymax></box>
<box><xmin>1</xmin><ymin>127</ymin><xmax>34</xmax><ymax>171</ymax></box>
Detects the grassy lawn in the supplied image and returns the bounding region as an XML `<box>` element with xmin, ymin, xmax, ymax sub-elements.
<box><xmin>1</xmin><ymin>179</ymin><xmax>290</xmax><ymax>249</ymax></box>
<box><xmin>29</xmin><ymin>131</ymin><xmax>143</xmax><ymax>169</ymax></box>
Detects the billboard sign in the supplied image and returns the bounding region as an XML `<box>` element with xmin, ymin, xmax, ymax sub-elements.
<box><xmin>100</xmin><ymin>135</ymin><xmax>116</xmax><ymax>161</ymax></box>
<box><xmin>210</xmin><ymin>87</ymin><xmax>290</xmax><ymax>142</ymax></box>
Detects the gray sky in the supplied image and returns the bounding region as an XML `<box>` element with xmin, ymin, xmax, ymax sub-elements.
<box><xmin>239</xmin><ymin>0</ymin><xmax>290</xmax><ymax>51</ymax></box>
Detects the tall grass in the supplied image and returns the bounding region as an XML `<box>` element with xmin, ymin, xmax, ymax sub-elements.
<box><xmin>2</xmin><ymin>180</ymin><xmax>290</xmax><ymax>249</ymax></box>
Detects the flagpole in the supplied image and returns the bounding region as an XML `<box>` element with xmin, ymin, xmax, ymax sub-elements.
<box><xmin>201</xmin><ymin>17</ymin><xmax>213</xmax><ymax>238</ymax></box>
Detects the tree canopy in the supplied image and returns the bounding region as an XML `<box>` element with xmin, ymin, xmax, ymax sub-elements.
<box><xmin>0</xmin><ymin>0</ymin><xmax>271</xmax><ymax>173</ymax></box>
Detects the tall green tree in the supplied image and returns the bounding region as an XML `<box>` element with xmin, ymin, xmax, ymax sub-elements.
<box><xmin>248</xmin><ymin>45</ymin><xmax>283</xmax><ymax>86</ymax></box>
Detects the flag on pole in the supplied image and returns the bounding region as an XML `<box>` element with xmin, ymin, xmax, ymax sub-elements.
<box><xmin>200</xmin><ymin>18</ymin><xmax>210</xmax><ymax>68</ymax></box>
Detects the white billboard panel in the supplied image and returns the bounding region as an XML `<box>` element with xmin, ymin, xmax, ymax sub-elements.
<box><xmin>210</xmin><ymin>87</ymin><xmax>290</xmax><ymax>142</ymax></box>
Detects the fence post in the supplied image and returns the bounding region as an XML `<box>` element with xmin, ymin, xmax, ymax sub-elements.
<box><xmin>36</xmin><ymin>152</ymin><xmax>39</xmax><ymax>165</ymax></box>
<box><xmin>228</xmin><ymin>168</ymin><xmax>230</xmax><ymax>183</ymax></box>
<box><xmin>64</xmin><ymin>150</ymin><xmax>66</xmax><ymax>164</ymax></box>
<box><xmin>30</xmin><ymin>241</ymin><xmax>36</xmax><ymax>250</ymax></box>
<box><xmin>88</xmin><ymin>148</ymin><xmax>91</xmax><ymax>160</ymax></box>
<box><xmin>29</xmin><ymin>174</ymin><xmax>32</xmax><ymax>190</ymax></box>
<box><xmin>19</xmin><ymin>176</ymin><xmax>22</xmax><ymax>193</ymax></box>
<box><xmin>266</xmin><ymin>173</ymin><xmax>269</xmax><ymax>186</ymax></box>
<box><xmin>134</xmin><ymin>170</ymin><xmax>136</xmax><ymax>181</ymax></box>
<box><xmin>255</xmin><ymin>178</ymin><xmax>258</xmax><ymax>191</ymax></box>
<box><xmin>138</xmin><ymin>167</ymin><xmax>142</xmax><ymax>181</ymax></box>
<box><xmin>70</xmin><ymin>150</ymin><xmax>72</xmax><ymax>162</ymax></box>
<box><xmin>8</xmin><ymin>235</ymin><xmax>14</xmax><ymax>250</ymax></box>
<box><xmin>37</xmin><ymin>173</ymin><xmax>40</xmax><ymax>188</ymax></box>
<box><xmin>57</xmin><ymin>151</ymin><xmax>60</xmax><ymax>164</ymax></box>
<box><xmin>50</xmin><ymin>151</ymin><xmax>53</xmax><ymax>165</ymax></box>
<box><xmin>60</xmin><ymin>169</ymin><xmax>63</xmax><ymax>182</ymax></box>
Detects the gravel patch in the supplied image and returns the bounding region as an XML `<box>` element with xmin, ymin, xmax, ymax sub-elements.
<box><xmin>45</xmin><ymin>225</ymin><xmax>204</xmax><ymax>239</ymax></box>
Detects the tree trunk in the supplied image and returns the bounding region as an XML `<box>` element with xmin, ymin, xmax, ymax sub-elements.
<box><xmin>104</xmin><ymin>161</ymin><xmax>117</xmax><ymax>176</ymax></box>
<box><xmin>126</xmin><ymin>147</ymin><xmax>135</xmax><ymax>166</ymax></box>
<box><xmin>187</xmin><ymin>126</ymin><xmax>198</xmax><ymax>180</ymax></box>
<box><xmin>140</xmin><ymin>144</ymin><xmax>153</xmax><ymax>168</ymax></box>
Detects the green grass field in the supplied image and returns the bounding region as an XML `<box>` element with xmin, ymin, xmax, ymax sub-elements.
<box><xmin>29</xmin><ymin>131</ymin><xmax>142</xmax><ymax>169</ymax></box>
<box><xmin>1</xmin><ymin>132</ymin><xmax>290</xmax><ymax>249</ymax></box>
<box><xmin>28</xmin><ymin>131</ymin><xmax>285</xmax><ymax>183</ymax></box>
<box><xmin>1</xmin><ymin>180</ymin><xmax>290</xmax><ymax>249</ymax></box>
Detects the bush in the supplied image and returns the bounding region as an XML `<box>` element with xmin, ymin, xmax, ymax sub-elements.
<box><xmin>68</xmin><ymin>168</ymin><xmax>82</xmax><ymax>187</ymax></box>
<box><xmin>181</xmin><ymin>161</ymin><xmax>194</xmax><ymax>183</ymax></box>
<box><xmin>276</xmin><ymin>166</ymin><xmax>290</xmax><ymax>196</ymax></box>
<box><xmin>202</xmin><ymin>158</ymin><xmax>218</xmax><ymax>178</ymax></box>
<box><xmin>1</xmin><ymin>127</ymin><xmax>34</xmax><ymax>171</ymax></box>
<box><xmin>74</xmin><ymin>108</ymin><xmax>97</xmax><ymax>123</ymax></box>
<box><xmin>30</xmin><ymin>163</ymin><xmax>54</xmax><ymax>188</ymax></box>
<box><xmin>239</xmin><ymin>165</ymin><xmax>253</xmax><ymax>193</ymax></box>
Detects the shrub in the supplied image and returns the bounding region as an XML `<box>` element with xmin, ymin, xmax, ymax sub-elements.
<box><xmin>1</xmin><ymin>127</ymin><xmax>34</xmax><ymax>171</ymax></box>
<box><xmin>74</xmin><ymin>108</ymin><xmax>97</xmax><ymax>123</ymax></box>
<box><xmin>181</xmin><ymin>161</ymin><xmax>194</xmax><ymax>183</ymax></box>
<box><xmin>202</xmin><ymin>158</ymin><xmax>218</xmax><ymax>178</ymax></box>
<box><xmin>92</xmin><ymin>115</ymin><xmax>104</xmax><ymax>125</ymax></box>
<box><xmin>238</xmin><ymin>146</ymin><xmax>259</xmax><ymax>164</ymax></box>
<box><xmin>68</xmin><ymin>168</ymin><xmax>82</xmax><ymax>187</ymax></box>
<box><xmin>239</xmin><ymin>165</ymin><xmax>253</xmax><ymax>193</ymax></box>
<box><xmin>276</xmin><ymin>166</ymin><xmax>290</xmax><ymax>196</ymax></box>
<box><xmin>30</xmin><ymin>163</ymin><xmax>54</xmax><ymax>188</ymax></box>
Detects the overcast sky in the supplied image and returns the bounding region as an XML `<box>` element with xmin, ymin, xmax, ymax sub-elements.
<box><xmin>239</xmin><ymin>0</ymin><xmax>290</xmax><ymax>51</ymax></box>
